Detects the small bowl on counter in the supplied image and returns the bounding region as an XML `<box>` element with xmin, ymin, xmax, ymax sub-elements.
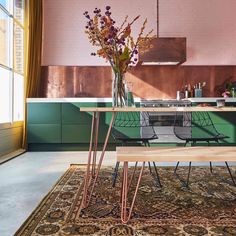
<box><xmin>216</xmin><ymin>99</ymin><xmax>225</xmax><ymax>107</ymax></box>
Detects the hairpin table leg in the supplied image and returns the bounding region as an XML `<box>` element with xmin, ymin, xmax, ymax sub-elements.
<box><xmin>153</xmin><ymin>162</ymin><xmax>162</xmax><ymax>188</ymax></box>
<box><xmin>86</xmin><ymin>112</ymin><xmax>116</xmax><ymax>205</ymax></box>
<box><xmin>112</xmin><ymin>161</ymin><xmax>120</xmax><ymax>187</ymax></box>
<box><xmin>82</xmin><ymin>112</ymin><xmax>96</xmax><ymax>207</ymax></box>
<box><xmin>128</xmin><ymin>162</ymin><xmax>138</xmax><ymax>191</ymax></box>
<box><xmin>92</xmin><ymin>112</ymin><xmax>100</xmax><ymax>177</ymax></box>
<box><xmin>121</xmin><ymin>161</ymin><xmax>128</xmax><ymax>222</ymax></box>
<box><xmin>225</xmin><ymin>161</ymin><xmax>236</xmax><ymax>186</ymax></box>
<box><xmin>121</xmin><ymin>162</ymin><xmax>145</xmax><ymax>223</ymax></box>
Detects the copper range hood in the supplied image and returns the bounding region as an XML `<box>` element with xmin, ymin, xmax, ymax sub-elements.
<box><xmin>139</xmin><ymin>0</ymin><xmax>187</xmax><ymax>65</ymax></box>
<box><xmin>139</xmin><ymin>37</ymin><xmax>186</xmax><ymax>65</ymax></box>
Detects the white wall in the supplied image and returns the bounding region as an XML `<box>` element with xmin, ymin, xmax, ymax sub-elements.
<box><xmin>42</xmin><ymin>0</ymin><xmax>157</xmax><ymax>66</ymax></box>
<box><xmin>159</xmin><ymin>0</ymin><xmax>236</xmax><ymax>65</ymax></box>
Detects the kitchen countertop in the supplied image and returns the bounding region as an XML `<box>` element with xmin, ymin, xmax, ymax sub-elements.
<box><xmin>185</xmin><ymin>97</ymin><xmax>236</xmax><ymax>103</ymax></box>
<box><xmin>80</xmin><ymin>107</ymin><xmax>236</xmax><ymax>112</ymax></box>
<box><xmin>26</xmin><ymin>98</ymin><xmax>141</xmax><ymax>103</ymax></box>
<box><xmin>26</xmin><ymin>97</ymin><xmax>236</xmax><ymax>103</ymax></box>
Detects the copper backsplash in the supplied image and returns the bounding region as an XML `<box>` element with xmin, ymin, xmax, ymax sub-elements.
<box><xmin>39</xmin><ymin>65</ymin><xmax>236</xmax><ymax>99</ymax></box>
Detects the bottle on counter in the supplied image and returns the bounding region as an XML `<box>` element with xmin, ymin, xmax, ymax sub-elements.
<box><xmin>187</xmin><ymin>84</ymin><xmax>194</xmax><ymax>97</ymax></box>
<box><xmin>231</xmin><ymin>87</ymin><xmax>235</xmax><ymax>98</ymax></box>
<box><xmin>194</xmin><ymin>83</ymin><xmax>202</xmax><ymax>97</ymax></box>
<box><xmin>176</xmin><ymin>91</ymin><xmax>181</xmax><ymax>100</ymax></box>
<box><xmin>193</xmin><ymin>85</ymin><xmax>196</xmax><ymax>97</ymax></box>
<box><xmin>184</xmin><ymin>85</ymin><xmax>189</xmax><ymax>98</ymax></box>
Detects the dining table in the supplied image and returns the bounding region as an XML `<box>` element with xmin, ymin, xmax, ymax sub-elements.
<box><xmin>79</xmin><ymin>106</ymin><xmax>236</xmax><ymax>211</ymax></box>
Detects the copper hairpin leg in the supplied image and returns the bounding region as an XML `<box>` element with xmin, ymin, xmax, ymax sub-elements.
<box><xmin>121</xmin><ymin>161</ymin><xmax>145</xmax><ymax>223</ymax></box>
<box><xmin>82</xmin><ymin>112</ymin><xmax>96</xmax><ymax>207</ymax></box>
<box><xmin>120</xmin><ymin>162</ymin><xmax>138</xmax><ymax>203</ymax></box>
<box><xmin>92</xmin><ymin>112</ymin><xmax>100</xmax><ymax>177</ymax></box>
<box><xmin>128</xmin><ymin>162</ymin><xmax>138</xmax><ymax>191</ymax></box>
<box><xmin>82</xmin><ymin>111</ymin><xmax>116</xmax><ymax>208</ymax></box>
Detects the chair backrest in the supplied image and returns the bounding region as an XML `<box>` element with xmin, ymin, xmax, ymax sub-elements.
<box><xmin>112</xmin><ymin>112</ymin><xmax>157</xmax><ymax>141</ymax></box>
<box><xmin>174</xmin><ymin>111</ymin><xmax>221</xmax><ymax>140</ymax></box>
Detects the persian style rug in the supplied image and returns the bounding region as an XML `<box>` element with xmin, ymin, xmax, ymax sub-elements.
<box><xmin>15</xmin><ymin>164</ymin><xmax>236</xmax><ymax>236</ymax></box>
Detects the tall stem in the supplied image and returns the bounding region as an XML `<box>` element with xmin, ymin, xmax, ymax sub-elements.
<box><xmin>112</xmin><ymin>71</ymin><xmax>126</xmax><ymax>107</ymax></box>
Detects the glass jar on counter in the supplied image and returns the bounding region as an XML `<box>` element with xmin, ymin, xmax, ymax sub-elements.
<box><xmin>231</xmin><ymin>87</ymin><xmax>235</xmax><ymax>98</ymax></box>
<box><xmin>194</xmin><ymin>88</ymin><xmax>202</xmax><ymax>97</ymax></box>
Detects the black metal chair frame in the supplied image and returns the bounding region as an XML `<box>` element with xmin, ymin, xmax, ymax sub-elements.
<box><xmin>173</xmin><ymin>111</ymin><xmax>235</xmax><ymax>188</ymax></box>
<box><xmin>111</xmin><ymin>111</ymin><xmax>162</xmax><ymax>188</ymax></box>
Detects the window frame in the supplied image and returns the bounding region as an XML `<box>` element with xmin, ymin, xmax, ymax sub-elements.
<box><xmin>0</xmin><ymin>0</ymin><xmax>27</xmax><ymax>125</ymax></box>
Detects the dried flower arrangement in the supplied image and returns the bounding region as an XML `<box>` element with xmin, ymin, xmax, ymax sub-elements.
<box><xmin>84</xmin><ymin>6</ymin><xmax>154</xmax><ymax>106</ymax></box>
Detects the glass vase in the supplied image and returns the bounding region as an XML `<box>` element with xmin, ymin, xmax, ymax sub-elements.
<box><xmin>112</xmin><ymin>72</ymin><xmax>127</xmax><ymax>107</ymax></box>
<box><xmin>126</xmin><ymin>81</ymin><xmax>135</xmax><ymax>107</ymax></box>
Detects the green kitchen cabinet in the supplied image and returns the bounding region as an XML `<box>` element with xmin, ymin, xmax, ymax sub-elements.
<box><xmin>214</xmin><ymin>124</ymin><xmax>236</xmax><ymax>144</ymax></box>
<box><xmin>27</xmin><ymin>103</ymin><xmax>61</xmax><ymax>124</ymax></box>
<box><xmin>27</xmin><ymin>103</ymin><xmax>62</xmax><ymax>144</ymax></box>
<box><xmin>209</xmin><ymin>112</ymin><xmax>236</xmax><ymax>125</ymax></box>
<box><xmin>211</xmin><ymin>112</ymin><xmax>236</xmax><ymax>144</ymax></box>
<box><xmin>61</xmin><ymin>102</ymin><xmax>115</xmax><ymax>143</ymax></box>
<box><xmin>61</xmin><ymin>103</ymin><xmax>97</xmax><ymax>124</ymax></box>
<box><xmin>61</xmin><ymin>125</ymin><xmax>91</xmax><ymax>143</ymax></box>
<box><xmin>62</xmin><ymin>124</ymin><xmax>116</xmax><ymax>143</ymax></box>
<box><xmin>27</xmin><ymin>124</ymin><xmax>61</xmax><ymax>143</ymax></box>
<box><xmin>27</xmin><ymin>102</ymin><xmax>117</xmax><ymax>146</ymax></box>
<box><xmin>27</xmin><ymin>101</ymin><xmax>236</xmax><ymax>150</ymax></box>
<box><xmin>104</xmin><ymin>103</ymin><xmax>141</xmax><ymax>141</ymax></box>
<box><xmin>191</xmin><ymin>103</ymin><xmax>236</xmax><ymax>144</ymax></box>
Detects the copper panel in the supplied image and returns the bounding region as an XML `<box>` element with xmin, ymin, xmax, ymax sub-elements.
<box><xmin>139</xmin><ymin>37</ymin><xmax>186</xmax><ymax>63</ymax></box>
<box><xmin>126</xmin><ymin>65</ymin><xmax>184</xmax><ymax>99</ymax></box>
<box><xmin>40</xmin><ymin>66</ymin><xmax>112</xmax><ymax>98</ymax></box>
<box><xmin>39</xmin><ymin>65</ymin><xmax>236</xmax><ymax>99</ymax></box>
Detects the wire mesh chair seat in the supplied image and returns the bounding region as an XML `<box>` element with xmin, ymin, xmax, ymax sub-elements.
<box><xmin>173</xmin><ymin>111</ymin><xmax>233</xmax><ymax>188</ymax></box>
<box><xmin>174</xmin><ymin>111</ymin><xmax>228</xmax><ymax>143</ymax></box>
<box><xmin>111</xmin><ymin>111</ymin><xmax>161</xmax><ymax>187</ymax></box>
<box><xmin>112</xmin><ymin>112</ymin><xmax>158</xmax><ymax>143</ymax></box>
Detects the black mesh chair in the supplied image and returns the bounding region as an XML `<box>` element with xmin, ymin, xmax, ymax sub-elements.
<box><xmin>111</xmin><ymin>111</ymin><xmax>161</xmax><ymax>187</ymax></box>
<box><xmin>173</xmin><ymin>111</ymin><xmax>234</xmax><ymax>187</ymax></box>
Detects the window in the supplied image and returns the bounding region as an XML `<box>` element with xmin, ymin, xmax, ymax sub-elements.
<box><xmin>0</xmin><ymin>0</ymin><xmax>26</xmax><ymax>124</ymax></box>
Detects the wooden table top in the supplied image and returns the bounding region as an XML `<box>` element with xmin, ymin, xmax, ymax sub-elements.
<box><xmin>116</xmin><ymin>146</ymin><xmax>236</xmax><ymax>162</ymax></box>
<box><xmin>80</xmin><ymin>106</ymin><xmax>236</xmax><ymax>112</ymax></box>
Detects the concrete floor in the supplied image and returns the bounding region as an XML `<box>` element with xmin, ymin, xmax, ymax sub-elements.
<box><xmin>0</xmin><ymin>151</ymin><xmax>116</xmax><ymax>236</ymax></box>
<box><xmin>0</xmin><ymin>151</ymin><xmax>233</xmax><ymax>236</ymax></box>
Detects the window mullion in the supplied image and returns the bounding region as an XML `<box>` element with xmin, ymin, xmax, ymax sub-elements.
<box><xmin>10</xmin><ymin>69</ymin><xmax>14</xmax><ymax>124</ymax></box>
<box><xmin>11</xmin><ymin>6</ymin><xmax>14</xmax><ymax>123</ymax></box>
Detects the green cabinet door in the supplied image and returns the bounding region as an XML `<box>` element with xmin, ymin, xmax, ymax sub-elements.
<box><xmin>27</xmin><ymin>103</ymin><xmax>62</xmax><ymax>143</ymax></box>
<box><xmin>27</xmin><ymin>103</ymin><xmax>61</xmax><ymax>124</ymax></box>
<box><xmin>61</xmin><ymin>102</ymin><xmax>115</xmax><ymax>143</ymax></box>
<box><xmin>209</xmin><ymin>112</ymin><xmax>236</xmax><ymax>125</ymax></box>
<box><xmin>61</xmin><ymin>103</ymin><xmax>98</xmax><ymax>124</ymax></box>
<box><xmin>28</xmin><ymin>124</ymin><xmax>61</xmax><ymax>143</ymax></box>
<box><xmin>209</xmin><ymin>112</ymin><xmax>236</xmax><ymax>144</ymax></box>
<box><xmin>27</xmin><ymin>101</ymin><xmax>141</xmax><ymax>146</ymax></box>
<box><xmin>190</xmin><ymin>103</ymin><xmax>236</xmax><ymax>144</ymax></box>
<box><xmin>214</xmin><ymin>124</ymin><xmax>236</xmax><ymax>144</ymax></box>
<box><xmin>62</xmin><ymin>125</ymin><xmax>90</xmax><ymax>143</ymax></box>
<box><xmin>62</xmin><ymin>124</ymin><xmax>116</xmax><ymax>143</ymax></box>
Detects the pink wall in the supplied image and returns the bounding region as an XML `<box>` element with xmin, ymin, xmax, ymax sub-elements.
<box><xmin>159</xmin><ymin>0</ymin><xmax>236</xmax><ymax>65</ymax></box>
<box><xmin>42</xmin><ymin>0</ymin><xmax>236</xmax><ymax>66</ymax></box>
<box><xmin>42</xmin><ymin>0</ymin><xmax>157</xmax><ymax>66</ymax></box>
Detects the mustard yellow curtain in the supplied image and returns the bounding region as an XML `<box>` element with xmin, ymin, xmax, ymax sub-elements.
<box><xmin>22</xmin><ymin>0</ymin><xmax>43</xmax><ymax>149</ymax></box>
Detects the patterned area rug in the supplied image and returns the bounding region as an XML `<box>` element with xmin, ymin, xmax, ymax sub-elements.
<box><xmin>15</xmin><ymin>164</ymin><xmax>236</xmax><ymax>236</ymax></box>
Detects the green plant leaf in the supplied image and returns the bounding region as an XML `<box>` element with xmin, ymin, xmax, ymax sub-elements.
<box><xmin>120</xmin><ymin>47</ymin><xmax>130</xmax><ymax>61</ymax></box>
